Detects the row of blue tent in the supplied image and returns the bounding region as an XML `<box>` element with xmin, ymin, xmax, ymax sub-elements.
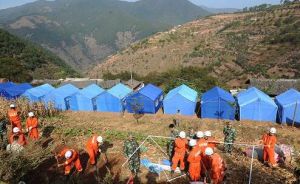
<box><xmin>4</xmin><ymin>81</ymin><xmax>300</xmax><ymax>125</ymax></box>
<box><xmin>0</xmin><ymin>82</ymin><xmax>33</xmax><ymax>100</ymax></box>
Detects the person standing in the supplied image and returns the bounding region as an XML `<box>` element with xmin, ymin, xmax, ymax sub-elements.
<box><xmin>223</xmin><ymin>121</ymin><xmax>236</xmax><ymax>154</ymax></box>
<box><xmin>187</xmin><ymin>139</ymin><xmax>201</xmax><ymax>182</ymax></box>
<box><xmin>26</xmin><ymin>112</ymin><xmax>39</xmax><ymax>140</ymax></box>
<box><xmin>262</xmin><ymin>127</ymin><xmax>277</xmax><ymax>167</ymax></box>
<box><xmin>123</xmin><ymin>134</ymin><xmax>140</xmax><ymax>176</ymax></box>
<box><xmin>0</xmin><ymin>115</ymin><xmax>8</xmax><ymax>150</ymax></box>
<box><xmin>204</xmin><ymin>147</ymin><xmax>226</xmax><ymax>184</ymax></box>
<box><xmin>7</xmin><ymin>104</ymin><xmax>22</xmax><ymax>131</ymax></box>
<box><xmin>171</xmin><ymin>131</ymin><xmax>188</xmax><ymax>174</ymax></box>
<box><xmin>187</xmin><ymin>127</ymin><xmax>196</xmax><ymax>140</ymax></box>
<box><xmin>86</xmin><ymin>135</ymin><xmax>103</xmax><ymax>166</ymax></box>
<box><xmin>167</xmin><ymin>123</ymin><xmax>179</xmax><ymax>160</ymax></box>
<box><xmin>204</xmin><ymin>131</ymin><xmax>217</xmax><ymax>149</ymax></box>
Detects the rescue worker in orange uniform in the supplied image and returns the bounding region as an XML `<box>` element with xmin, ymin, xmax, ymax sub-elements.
<box><xmin>262</xmin><ymin>127</ymin><xmax>277</xmax><ymax>167</ymax></box>
<box><xmin>187</xmin><ymin>139</ymin><xmax>201</xmax><ymax>182</ymax></box>
<box><xmin>9</xmin><ymin>127</ymin><xmax>27</xmax><ymax>146</ymax></box>
<box><xmin>196</xmin><ymin>131</ymin><xmax>208</xmax><ymax>178</ymax></box>
<box><xmin>205</xmin><ymin>147</ymin><xmax>226</xmax><ymax>184</ymax></box>
<box><xmin>7</xmin><ymin>104</ymin><xmax>22</xmax><ymax>131</ymax></box>
<box><xmin>57</xmin><ymin>148</ymin><xmax>83</xmax><ymax>176</ymax></box>
<box><xmin>204</xmin><ymin>131</ymin><xmax>217</xmax><ymax>149</ymax></box>
<box><xmin>171</xmin><ymin>131</ymin><xmax>188</xmax><ymax>174</ymax></box>
<box><xmin>86</xmin><ymin>135</ymin><xmax>103</xmax><ymax>165</ymax></box>
<box><xmin>26</xmin><ymin>112</ymin><xmax>39</xmax><ymax>140</ymax></box>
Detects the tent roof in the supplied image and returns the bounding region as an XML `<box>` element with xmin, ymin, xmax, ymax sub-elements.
<box><xmin>4</xmin><ymin>83</ymin><xmax>32</xmax><ymax>96</ymax></box>
<box><xmin>139</xmin><ymin>84</ymin><xmax>163</xmax><ymax>101</ymax></box>
<box><xmin>275</xmin><ymin>88</ymin><xmax>300</xmax><ymax>106</ymax></box>
<box><xmin>107</xmin><ymin>83</ymin><xmax>133</xmax><ymax>99</ymax></box>
<box><xmin>23</xmin><ymin>83</ymin><xmax>55</xmax><ymax>97</ymax></box>
<box><xmin>52</xmin><ymin>84</ymin><xmax>79</xmax><ymax>98</ymax></box>
<box><xmin>0</xmin><ymin>82</ymin><xmax>16</xmax><ymax>89</ymax></box>
<box><xmin>79</xmin><ymin>84</ymin><xmax>104</xmax><ymax>99</ymax></box>
<box><xmin>237</xmin><ymin>87</ymin><xmax>276</xmax><ymax>107</ymax></box>
<box><xmin>164</xmin><ymin>84</ymin><xmax>198</xmax><ymax>102</ymax></box>
<box><xmin>201</xmin><ymin>86</ymin><xmax>234</xmax><ymax>102</ymax></box>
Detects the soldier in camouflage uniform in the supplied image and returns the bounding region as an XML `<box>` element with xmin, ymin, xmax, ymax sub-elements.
<box><xmin>0</xmin><ymin>115</ymin><xmax>8</xmax><ymax>150</ymax></box>
<box><xmin>123</xmin><ymin>133</ymin><xmax>140</xmax><ymax>175</ymax></box>
<box><xmin>167</xmin><ymin>123</ymin><xmax>179</xmax><ymax>160</ymax></box>
<box><xmin>223</xmin><ymin>121</ymin><xmax>236</xmax><ymax>154</ymax></box>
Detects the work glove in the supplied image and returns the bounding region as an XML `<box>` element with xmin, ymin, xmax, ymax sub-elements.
<box><xmin>98</xmin><ymin>149</ymin><xmax>101</xmax><ymax>153</ymax></box>
<box><xmin>29</xmin><ymin>127</ymin><xmax>32</xmax><ymax>131</ymax></box>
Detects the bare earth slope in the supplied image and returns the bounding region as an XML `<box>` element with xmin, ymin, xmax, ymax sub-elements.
<box><xmin>90</xmin><ymin>3</ymin><xmax>300</xmax><ymax>88</ymax></box>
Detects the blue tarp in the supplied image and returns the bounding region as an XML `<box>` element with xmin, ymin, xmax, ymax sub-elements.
<box><xmin>0</xmin><ymin>82</ymin><xmax>32</xmax><ymax>99</ymax></box>
<box><xmin>125</xmin><ymin>84</ymin><xmax>163</xmax><ymax>114</ymax></box>
<box><xmin>22</xmin><ymin>84</ymin><xmax>55</xmax><ymax>102</ymax></box>
<box><xmin>96</xmin><ymin>83</ymin><xmax>132</xmax><ymax>112</ymax></box>
<box><xmin>275</xmin><ymin>88</ymin><xmax>300</xmax><ymax>125</ymax></box>
<box><xmin>237</xmin><ymin>87</ymin><xmax>277</xmax><ymax>122</ymax></box>
<box><xmin>163</xmin><ymin>84</ymin><xmax>198</xmax><ymax>115</ymax></box>
<box><xmin>69</xmin><ymin>84</ymin><xmax>104</xmax><ymax>111</ymax></box>
<box><xmin>201</xmin><ymin>86</ymin><xmax>235</xmax><ymax>120</ymax></box>
<box><xmin>43</xmin><ymin>84</ymin><xmax>79</xmax><ymax>110</ymax></box>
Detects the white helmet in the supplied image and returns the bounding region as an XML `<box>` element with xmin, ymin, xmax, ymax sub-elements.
<box><xmin>204</xmin><ymin>131</ymin><xmax>212</xmax><ymax>137</ymax></box>
<box><xmin>196</xmin><ymin>131</ymin><xmax>204</xmax><ymax>138</ymax></box>
<box><xmin>179</xmin><ymin>131</ymin><xmax>186</xmax><ymax>138</ymax></box>
<box><xmin>205</xmin><ymin>147</ymin><xmax>214</xmax><ymax>156</ymax></box>
<box><xmin>189</xmin><ymin>139</ymin><xmax>197</xmax><ymax>147</ymax></box>
<box><xmin>10</xmin><ymin>104</ymin><xmax>16</xmax><ymax>108</ymax></box>
<box><xmin>269</xmin><ymin>127</ymin><xmax>276</xmax><ymax>134</ymax></box>
<box><xmin>97</xmin><ymin>136</ymin><xmax>103</xmax><ymax>143</ymax></box>
<box><xmin>13</xmin><ymin>127</ymin><xmax>20</xmax><ymax>133</ymax></box>
<box><xmin>65</xmin><ymin>150</ymin><xmax>72</xmax><ymax>159</ymax></box>
<box><xmin>28</xmin><ymin>112</ymin><xmax>34</xmax><ymax>117</ymax></box>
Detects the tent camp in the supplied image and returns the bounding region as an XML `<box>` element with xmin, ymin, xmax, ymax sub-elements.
<box><xmin>163</xmin><ymin>84</ymin><xmax>198</xmax><ymax>116</ymax></box>
<box><xmin>22</xmin><ymin>84</ymin><xmax>55</xmax><ymax>103</ymax></box>
<box><xmin>275</xmin><ymin>88</ymin><xmax>300</xmax><ymax>125</ymax></box>
<box><xmin>201</xmin><ymin>86</ymin><xmax>236</xmax><ymax>120</ymax></box>
<box><xmin>237</xmin><ymin>87</ymin><xmax>277</xmax><ymax>122</ymax></box>
<box><xmin>96</xmin><ymin>83</ymin><xmax>132</xmax><ymax>112</ymax></box>
<box><xmin>125</xmin><ymin>84</ymin><xmax>163</xmax><ymax>114</ymax></box>
<box><xmin>43</xmin><ymin>84</ymin><xmax>79</xmax><ymax>110</ymax></box>
<box><xmin>0</xmin><ymin>83</ymin><xmax>32</xmax><ymax>100</ymax></box>
<box><xmin>69</xmin><ymin>84</ymin><xmax>104</xmax><ymax>111</ymax></box>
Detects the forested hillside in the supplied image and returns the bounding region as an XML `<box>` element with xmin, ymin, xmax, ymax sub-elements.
<box><xmin>0</xmin><ymin>29</ymin><xmax>78</xmax><ymax>82</ymax></box>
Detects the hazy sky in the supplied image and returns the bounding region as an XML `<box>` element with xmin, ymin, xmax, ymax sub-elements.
<box><xmin>0</xmin><ymin>0</ymin><xmax>281</xmax><ymax>10</ymax></box>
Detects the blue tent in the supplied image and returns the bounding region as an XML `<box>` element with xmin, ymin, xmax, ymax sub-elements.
<box><xmin>22</xmin><ymin>84</ymin><xmax>55</xmax><ymax>103</ymax></box>
<box><xmin>201</xmin><ymin>86</ymin><xmax>235</xmax><ymax>120</ymax></box>
<box><xmin>125</xmin><ymin>84</ymin><xmax>163</xmax><ymax>114</ymax></box>
<box><xmin>0</xmin><ymin>83</ymin><xmax>32</xmax><ymax>99</ymax></box>
<box><xmin>275</xmin><ymin>88</ymin><xmax>300</xmax><ymax>125</ymax></box>
<box><xmin>237</xmin><ymin>87</ymin><xmax>277</xmax><ymax>122</ymax></box>
<box><xmin>96</xmin><ymin>83</ymin><xmax>132</xmax><ymax>112</ymax></box>
<box><xmin>163</xmin><ymin>84</ymin><xmax>198</xmax><ymax>115</ymax></box>
<box><xmin>69</xmin><ymin>84</ymin><xmax>104</xmax><ymax>111</ymax></box>
<box><xmin>43</xmin><ymin>84</ymin><xmax>79</xmax><ymax>110</ymax></box>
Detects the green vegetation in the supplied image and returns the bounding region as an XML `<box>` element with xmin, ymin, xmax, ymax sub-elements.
<box><xmin>103</xmin><ymin>66</ymin><xmax>220</xmax><ymax>93</ymax></box>
<box><xmin>0</xmin><ymin>29</ymin><xmax>79</xmax><ymax>82</ymax></box>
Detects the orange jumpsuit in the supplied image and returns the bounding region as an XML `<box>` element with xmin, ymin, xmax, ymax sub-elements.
<box><xmin>206</xmin><ymin>137</ymin><xmax>217</xmax><ymax>149</ymax></box>
<box><xmin>58</xmin><ymin>148</ymin><xmax>83</xmax><ymax>175</ymax></box>
<box><xmin>187</xmin><ymin>147</ymin><xmax>201</xmax><ymax>181</ymax></box>
<box><xmin>172</xmin><ymin>138</ymin><xmax>188</xmax><ymax>171</ymax></box>
<box><xmin>197</xmin><ymin>138</ymin><xmax>208</xmax><ymax>176</ymax></box>
<box><xmin>9</xmin><ymin>132</ymin><xmax>27</xmax><ymax>146</ymax></box>
<box><xmin>209</xmin><ymin>153</ymin><xmax>226</xmax><ymax>184</ymax></box>
<box><xmin>262</xmin><ymin>133</ymin><xmax>277</xmax><ymax>165</ymax></box>
<box><xmin>8</xmin><ymin>109</ymin><xmax>22</xmax><ymax>130</ymax></box>
<box><xmin>86</xmin><ymin>135</ymin><xmax>100</xmax><ymax>165</ymax></box>
<box><xmin>26</xmin><ymin>117</ymin><xmax>39</xmax><ymax>140</ymax></box>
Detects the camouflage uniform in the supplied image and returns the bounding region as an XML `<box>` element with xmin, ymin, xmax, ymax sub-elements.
<box><xmin>167</xmin><ymin>129</ymin><xmax>179</xmax><ymax>159</ymax></box>
<box><xmin>0</xmin><ymin>119</ymin><xmax>8</xmax><ymax>150</ymax></box>
<box><xmin>223</xmin><ymin>125</ymin><xmax>236</xmax><ymax>153</ymax></box>
<box><xmin>123</xmin><ymin>138</ymin><xmax>140</xmax><ymax>174</ymax></box>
